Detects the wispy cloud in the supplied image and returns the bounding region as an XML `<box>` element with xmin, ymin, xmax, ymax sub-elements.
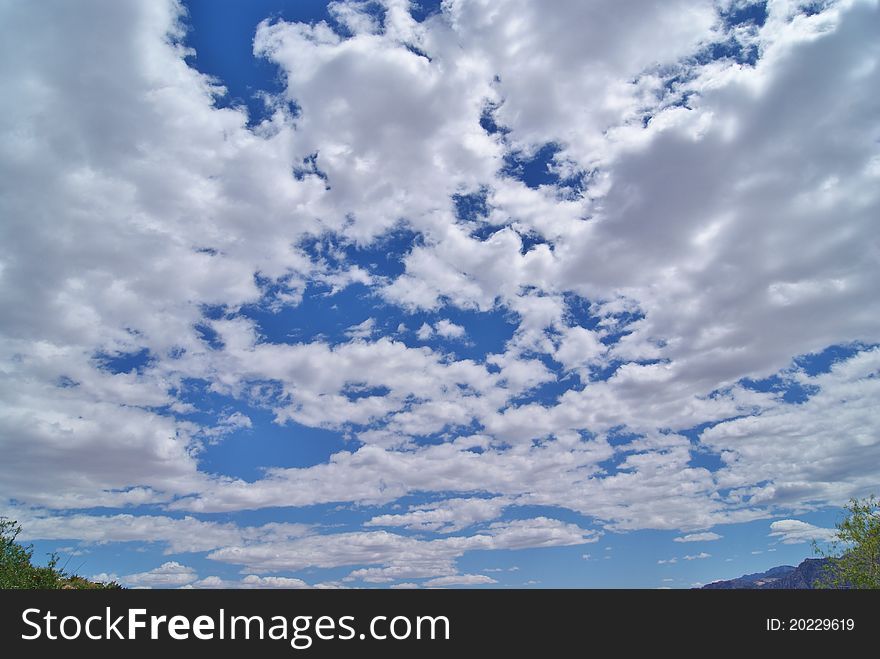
<box><xmin>674</xmin><ymin>532</ymin><xmax>722</xmax><ymax>543</ymax></box>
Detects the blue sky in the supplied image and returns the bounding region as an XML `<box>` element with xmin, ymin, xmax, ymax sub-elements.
<box><xmin>1</xmin><ymin>0</ymin><xmax>879</xmax><ymax>589</ymax></box>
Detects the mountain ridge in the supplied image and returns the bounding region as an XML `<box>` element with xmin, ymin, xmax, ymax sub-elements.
<box><xmin>701</xmin><ymin>558</ymin><xmax>832</xmax><ymax>589</ymax></box>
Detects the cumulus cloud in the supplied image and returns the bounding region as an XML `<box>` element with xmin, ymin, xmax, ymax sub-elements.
<box><xmin>434</xmin><ymin>319</ymin><xmax>466</xmax><ymax>339</ymax></box>
<box><xmin>769</xmin><ymin>520</ymin><xmax>839</xmax><ymax>544</ymax></box>
<box><xmin>415</xmin><ymin>320</ymin><xmax>467</xmax><ymax>341</ymax></box>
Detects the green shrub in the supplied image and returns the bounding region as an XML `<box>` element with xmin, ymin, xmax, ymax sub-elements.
<box><xmin>813</xmin><ymin>496</ymin><xmax>880</xmax><ymax>589</ymax></box>
<box><xmin>0</xmin><ymin>518</ymin><xmax>121</xmax><ymax>589</ymax></box>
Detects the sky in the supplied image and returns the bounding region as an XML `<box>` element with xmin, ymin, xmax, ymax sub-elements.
<box><xmin>0</xmin><ymin>0</ymin><xmax>878</xmax><ymax>589</ymax></box>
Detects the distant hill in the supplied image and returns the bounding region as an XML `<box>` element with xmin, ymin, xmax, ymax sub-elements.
<box><xmin>701</xmin><ymin>558</ymin><xmax>833</xmax><ymax>589</ymax></box>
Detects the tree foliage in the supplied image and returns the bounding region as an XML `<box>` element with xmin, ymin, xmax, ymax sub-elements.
<box><xmin>813</xmin><ymin>496</ymin><xmax>880</xmax><ymax>589</ymax></box>
<box><xmin>0</xmin><ymin>517</ymin><xmax>120</xmax><ymax>589</ymax></box>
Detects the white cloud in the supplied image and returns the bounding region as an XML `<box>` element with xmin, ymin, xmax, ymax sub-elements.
<box><xmin>660</xmin><ymin>551</ymin><xmax>710</xmax><ymax>563</ymax></box>
<box><xmin>202</xmin><ymin>411</ymin><xmax>253</xmax><ymax>440</ymax></box>
<box><xmin>122</xmin><ymin>561</ymin><xmax>198</xmax><ymax>588</ymax></box>
<box><xmin>415</xmin><ymin>320</ymin><xmax>467</xmax><ymax>341</ymax></box>
<box><xmin>90</xmin><ymin>572</ymin><xmax>119</xmax><ymax>584</ymax></box>
<box><xmin>328</xmin><ymin>0</ymin><xmax>382</xmax><ymax>36</ymax></box>
<box><xmin>253</xmin><ymin>2</ymin><xmax>501</xmax><ymax>244</ymax></box>
<box><xmin>683</xmin><ymin>552</ymin><xmax>711</xmax><ymax>561</ymax></box>
<box><xmin>702</xmin><ymin>348</ymin><xmax>880</xmax><ymax>508</ymax></box>
<box><xmin>207</xmin><ymin>516</ymin><xmax>598</xmax><ymax>576</ymax></box>
<box><xmin>769</xmin><ymin>519</ymin><xmax>838</xmax><ymax>544</ymax></box>
<box><xmin>443</xmin><ymin>0</ymin><xmax>718</xmax><ymax>166</ymax></box>
<box><xmin>220</xmin><ymin>411</ymin><xmax>252</xmax><ymax>430</ymax></box>
<box><xmin>674</xmin><ymin>532</ymin><xmax>722</xmax><ymax>543</ymax></box>
<box><xmin>657</xmin><ymin>551</ymin><xmax>712</xmax><ymax>565</ymax></box>
<box><xmin>188</xmin><ymin>575</ymin><xmax>311</xmax><ymax>589</ymax></box>
<box><xmin>554</xmin><ymin>326</ymin><xmax>605</xmax><ymax>372</ymax></box>
<box><xmin>434</xmin><ymin>319</ymin><xmax>466</xmax><ymax>339</ymax></box>
<box><xmin>0</xmin><ymin>0</ymin><xmax>322</xmax><ymax>510</ymax></box>
<box><xmin>15</xmin><ymin>512</ymin><xmax>310</xmax><ymax>555</ymax></box>
<box><xmin>424</xmin><ymin>574</ymin><xmax>496</xmax><ymax>587</ymax></box>
<box><xmin>365</xmin><ymin>496</ymin><xmax>510</xmax><ymax>533</ymax></box>
<box><xmin>345</xmin><ymin>318</ymin><xmax>377</xmax><ymax>339</ymax></box>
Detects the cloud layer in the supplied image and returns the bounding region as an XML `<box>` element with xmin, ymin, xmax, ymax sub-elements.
<box><xmin>1</xmin><ymin>0</ymin><xmax>878</xmax><ymax>587</ymax></box>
